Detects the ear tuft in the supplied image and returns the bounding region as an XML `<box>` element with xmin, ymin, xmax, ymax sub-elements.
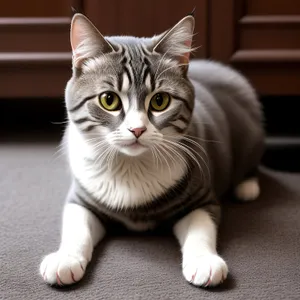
<box><xmin>70</xmin><ymin>13</ymin><xmax>115</xmax><ymax>68</ymax></box>
<box><xmin>152</xmin><ymin>15</ymin><xmax>195</xmax><ymax>65</ymax></box>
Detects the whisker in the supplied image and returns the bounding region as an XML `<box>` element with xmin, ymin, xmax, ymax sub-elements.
<box><xmin>164</xmin><ymin>134</ymin><xmax>221</xmax><ymax>144</ymax></box>
<box><xmin>156</xmin><ymin>144</ymin><xmax>172</xmax><ymax>180</ymax></box>
<box><xmin>150</xmin><ymin>147</ymin><xmax>159</xmax><ymax>169</ymax></box>
<box><xmin>160</xmin><ymin>144</ymin><xmax>187</xmax><ymax>175</ymax></box>
<box><xmin>156</xmin><ymin>63</ymin><xmax>189</xmax><ymax>80</ymax></box>
<box><xmin>164</xmin><ymin>143</ymin><xmax>188</xmax><ymax>167</ymax></box>
<box><xmin>152</xmin><ymin>144</ymin><xmax>164</xmax><ymax>171</ymax></box>
<box><xmin>164</xmin><ymin>139</ymin><xmax>205</xmax><ymax>181</ymax></box>
<box><xmin>51</xmin><ymin>120</ymin><xmax>68</xmax><ymax>125</ymax></box>
<box><xmin>177</xmin><ymin>141</ymin><xmax>211</xmax><ymax>184</ymax></box>
<box><xmin>154</xmin><ymin>46</ymin><xmax>173</xmax><ymax>79</ymax></box>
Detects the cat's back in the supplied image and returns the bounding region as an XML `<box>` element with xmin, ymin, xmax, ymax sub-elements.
<box><xmin>187</xmin><ymin>59</ymin><xmax>264</xmax><ymax>191</ymax></box>
<box><xmin>188</xmin><ymin>59</ymin><xmax>262</xmax><ymax>120</ymax></box>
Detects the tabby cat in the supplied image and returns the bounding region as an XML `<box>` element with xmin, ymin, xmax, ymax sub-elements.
<box><xmin>40</xmin><ymin>12</ymin><xmax>264</xmax><ymax>287</ymax></box>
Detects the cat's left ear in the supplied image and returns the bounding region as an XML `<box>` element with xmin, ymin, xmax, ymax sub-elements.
<box><xmin>152</xmin><ymin>14</ymin><xmax>195</xmax><ymax>66</ymax></box>
<box><xmin>70</xmin><ymin>13</ymin><xmax>115</xmax><ymax>69</ymax></box>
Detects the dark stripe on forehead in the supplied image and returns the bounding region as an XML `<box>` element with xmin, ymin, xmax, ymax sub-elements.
<box><xmin>134</xmin><ymin>44</ymin><xmax>145</xmax><ymax>60</ymax></box>
<box><xmin>156</xmin><ymin>80</ymin><xmax>163</xmax><ymax>90</ymax></box>
<box><xmin>143</xmin><ymin>57</ymin><xmax>150</xmax><ymax>66</ymax></box>
<box><xmin>120</xmin><ymin>45</ymin><xmax>126</xmax><ymax>56</ymax></box>
<box><xmin>121</xmin><ymin>56</ymin><xmax>127</xmax><ymax>64</ymax></box>
<box><xmin>103</xmin><ymin>80</ymin><xmax>114</xmax><ymax>87</ymax></box>
<box><xmin>123</xmin><ymin>66</ymin><xmax>133</xmax><ymax>86</ymax></box>
<box><xmin>141</xmin><ymin>66</ymin><xmax>155</xmax><ymax>92</ymax></box>
<box><xmin>117</xmin><ymin>72</ymin><xmax>123</xmax><ymax>92</ymax></box>
<box><xmin>118</xmin><ymin>47</ymin><xmax>129</xmax><ymax>91</ymax></box>
<box><xmin>141</xmin><ymin>44</ymin><xmax>152</xmax><ymax>56</ymax></box>
<box><xmin>150</xmin><ymin>71</ymin><xmax>156</xmax><ymax>92</ymax></box>
<box><xmin>142</xmin><ymin>66</ymin><xmax>150</xmax><ymax>85</ymax></box>
<box><xmin>128</xmin><ymin>59</ymin><xmax>139</xmax><ymax>84</ymax></box>
<box><xmin>69</xmin><ymin>94</ymin><xmax>96</xmax><ymax>112</ymax></box>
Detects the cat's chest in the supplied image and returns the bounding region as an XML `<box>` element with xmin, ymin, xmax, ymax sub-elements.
<box><xmin>71</xmin><ymin>155</ymin><xmax>187</xmax><ymax>209</ymax></box>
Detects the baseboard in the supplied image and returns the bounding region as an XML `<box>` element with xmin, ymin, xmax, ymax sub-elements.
<box><xmin>262</xmin><ymin>136</ymin><xmax>300</xmax><ymax>172</ymax></box>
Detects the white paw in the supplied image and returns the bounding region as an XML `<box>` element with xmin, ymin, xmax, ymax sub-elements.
<box><xmin>40</xmin><ymin>251</ymin><xmax>88</xmax><ymax>285</ymax></box>
<box><xmin>182</xmin><ymin>254</ymin><xmax>228</xmax><ymax>287</ymax></box>
<box><xmin>235</xmin><ymin>178</ymin><xmax>260</xmax><ymax>201</ymax></box>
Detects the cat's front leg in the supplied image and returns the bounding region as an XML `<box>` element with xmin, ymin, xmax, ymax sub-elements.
<box><xmin>40</xmin><ymin>203</ymin><xmax>105</xmax><ymax>285</ymax></box>
<box><xmin>173</xmin><ymin>208</ymin><xmax>228</xmax><ymax>287</ymax></box>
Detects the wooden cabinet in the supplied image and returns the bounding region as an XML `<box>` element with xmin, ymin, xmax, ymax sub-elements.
<box><xmin>1</xmin><ymin>0</ymin><xmax>300</xmax><ymax>97</ymax></box>
<box><xmin>0</xmin><ymin>0</ymin><xmax>76</xmax><ymax>98</ymax></box>
<box><xmin>83</xmin><ymin>0</ymin><xmax>207</xmax><ymax>58</ymax></box>
<box><xmin>209</xmin><ymin>0</ymin><xmax>300</xmax><ymax>95</ymax></box>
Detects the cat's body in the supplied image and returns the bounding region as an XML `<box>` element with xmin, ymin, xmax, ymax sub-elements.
<box><xmin>67</xmin><ymin>59</ymin><xmax>263</xmax><ymax>231</ymax></box>
<box><xmin>40</xmin><ymin>14</ymin><xmax>264</xmax><ymax>288</ymax></box>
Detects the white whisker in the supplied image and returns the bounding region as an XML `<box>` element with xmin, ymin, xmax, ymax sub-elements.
<box><xmin>154</xmin><ymin>46</ymin><xmax>173</xmax><ymax>79</ymax></box>
<box><xmin>156</xmin><ymin>144</ymin><xmax>172</xmax><ymax>180</ymax></box>
<box><xmin>156</xmin><ymin>63</ymin><xmax>189</xmax><ymax>80</ymax></box>
<box><xmin>164</xmin><ymin>139</ymin><xmax>205</xmax><ymax>182</ymax></box>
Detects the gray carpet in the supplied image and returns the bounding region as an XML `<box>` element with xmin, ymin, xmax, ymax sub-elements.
<box><xmin>1</xmin><ymin>136</ymin><xmax>300</xmax><ymax>300</ymax></box>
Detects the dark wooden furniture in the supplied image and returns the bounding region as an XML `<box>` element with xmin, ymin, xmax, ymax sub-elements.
<box><xmin>0</xmin><ymin>0</ymin><xmax>74</xmax><ymax>98</ymax></box>
<box><xmin>1</xmin><ymin>0</ymin><xmax>300</xmax><ymax>97</ymax></box>
<box><xmin>209</xmin><ymin>0</ymin><xmax>300</xmax><ymax>95</ymax></box>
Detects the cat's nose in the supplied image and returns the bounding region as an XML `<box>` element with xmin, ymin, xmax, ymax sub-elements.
<box><xmin>128</xmin><ymin>127</ymin><xmax>147</xmax><ymax>138</ymax></box>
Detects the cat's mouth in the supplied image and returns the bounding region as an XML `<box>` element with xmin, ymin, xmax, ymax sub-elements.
<box><xmin>122</xmin><ymin>141</ymin><xmax>145</xmax><ymax>149</ymax></box>
<box><xmin>117</xmin><ymin>140</ymin><xmax>148</xmax><ymax>156</ymax></box>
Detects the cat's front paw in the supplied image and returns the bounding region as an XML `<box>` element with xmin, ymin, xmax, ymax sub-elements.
<box><xmin>40</xmin><ymin>251</ymin><xmax>88</xmax><ymax>286</ymax></box>
<box><xmin>182</xmin><ymin>254</ymin><xmax>228</xmax><ymax>287</ymax></box>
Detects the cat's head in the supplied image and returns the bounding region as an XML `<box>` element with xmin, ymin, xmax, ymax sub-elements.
<box><xmin>65</xmin><ymin>13</ymin><xmax>195</xmax><ymax>157</ymax></box>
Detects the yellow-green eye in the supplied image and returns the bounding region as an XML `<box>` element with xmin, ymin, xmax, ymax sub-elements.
<box><xmin>150</xmin><ymin>93</ymin><xmax>170</xmax><ymax>111</ymax></box>
<box><xmin>98</xmin><ymin>92</ymin><xmax>121</xmax><ymax>111</ymax></box>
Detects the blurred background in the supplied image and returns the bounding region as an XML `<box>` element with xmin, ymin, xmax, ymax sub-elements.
<box><xmin>1</xmin><ymin>0</ymin><xmax>300</xmax><ymax>170</ymax></box>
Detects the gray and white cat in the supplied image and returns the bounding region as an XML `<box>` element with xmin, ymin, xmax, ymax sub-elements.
<box><xmin>40</xmin><ymin>13</ymin><xmax>264</xmax><ymax>287</ymax></box>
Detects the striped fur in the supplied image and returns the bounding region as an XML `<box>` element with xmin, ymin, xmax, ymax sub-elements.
<box><xmin>63</xmin><ymin>14</ymin><xmax>264</xmax><ymax>231</ymax></box>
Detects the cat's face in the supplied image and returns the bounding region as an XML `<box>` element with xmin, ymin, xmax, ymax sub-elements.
<box><xmin>66</xmin><ymin>14</ymin><xmax>195</xmax><ymax>157</ymax></box>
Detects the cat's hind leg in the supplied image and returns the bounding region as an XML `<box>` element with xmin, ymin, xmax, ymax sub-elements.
<box><xmin>234</xmin><ymin>177</ymin><xmax>260</xmax><ymax>202</ymax></box>
<box><xmin>40</xmin><ymin>203</ymin><xmax>105</xmax><ymax>285</ymax></box>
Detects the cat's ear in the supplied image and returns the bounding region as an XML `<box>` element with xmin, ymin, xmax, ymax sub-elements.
<box><xmin>70</xmin><ymin>13</ymin><xmax>115</xmax><ymax>68</ymax></box>
<box><xmin>152</xmin><ymin>15</ymin><xmax>195</xmax><ymax>66</ymax></box>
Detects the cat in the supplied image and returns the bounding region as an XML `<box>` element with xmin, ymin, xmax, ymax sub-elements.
<box><xmin>40</xmin><ymin>12</ymin><xmax>264</xmax><ymax>288</ymax></box>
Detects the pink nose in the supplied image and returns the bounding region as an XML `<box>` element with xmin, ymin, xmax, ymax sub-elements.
<box><xmin>128</xmin><ymin>127</ymin><xmax>147</xmax><ymax>138</ymax></box>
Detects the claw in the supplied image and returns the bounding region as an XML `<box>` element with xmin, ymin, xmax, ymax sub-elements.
<box><xmin>204</xmin><ymin>266</ymin><xmax>212</xmax><ymax>287</ymax></box>
<box><xmin>56</xmin><ymin>272</ymin><xmax>64</xmax><ymax>286</ymax></box>
<box><xmin>79</xmin><ymin>262</ymin><xmax>85</xmax><ymax>272</ymax></box>
<box><xmin>42</xmin><ymin>265</ymin><xmax>47</xmax><ymax>281</ymax></box>
<box><xmin>70</xmin><ymin>269</ymin><xmax>76</xmax><ymax>283</ymax></box>
<box><xmin>191</xmin><ymin>269</ymin><xmax>198</xmax><ymax>283</ymax></box>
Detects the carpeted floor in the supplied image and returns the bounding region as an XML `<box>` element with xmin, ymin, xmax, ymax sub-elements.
<box><xmin>1</xmin><ymin>134</ymin><xmax>300</xmax><ymax>300</ymax></box>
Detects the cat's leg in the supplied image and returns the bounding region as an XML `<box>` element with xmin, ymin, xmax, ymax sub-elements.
<box><xmin>235</xmin><ymin>177</ymin><xmax>260</xmax><ymax>201</ymax></box>
<box><xmin>40</xmin><ymin>203</ymin><xmax>105</xmax><ymax>285</ymax></box>
<box><xmin>173</xmin><ymin>208</ymin><xmax>228</xmax><ymax>287</ymax></box>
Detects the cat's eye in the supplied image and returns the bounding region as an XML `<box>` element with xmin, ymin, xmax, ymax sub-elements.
<box><xmin>150</xmin><ymin>93</ymin><xmax>170</xmax><ymax>111</ymax></box>
<box><xmin>98</xmin><ymin>92</ymin><xmax>122</xmax><ymax>111</ymax></box>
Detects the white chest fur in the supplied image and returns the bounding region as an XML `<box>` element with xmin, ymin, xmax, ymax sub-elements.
<box><xmin>67</xmin><ymin>124</ymin><xmax>187</xmax><ymax>209</ymax></box>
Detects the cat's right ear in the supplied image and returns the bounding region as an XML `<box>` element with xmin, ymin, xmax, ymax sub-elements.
<box><xmin>70</xmin><ymin>13</ymin><xmax>115</xmax><ymax>69</ymax></box>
